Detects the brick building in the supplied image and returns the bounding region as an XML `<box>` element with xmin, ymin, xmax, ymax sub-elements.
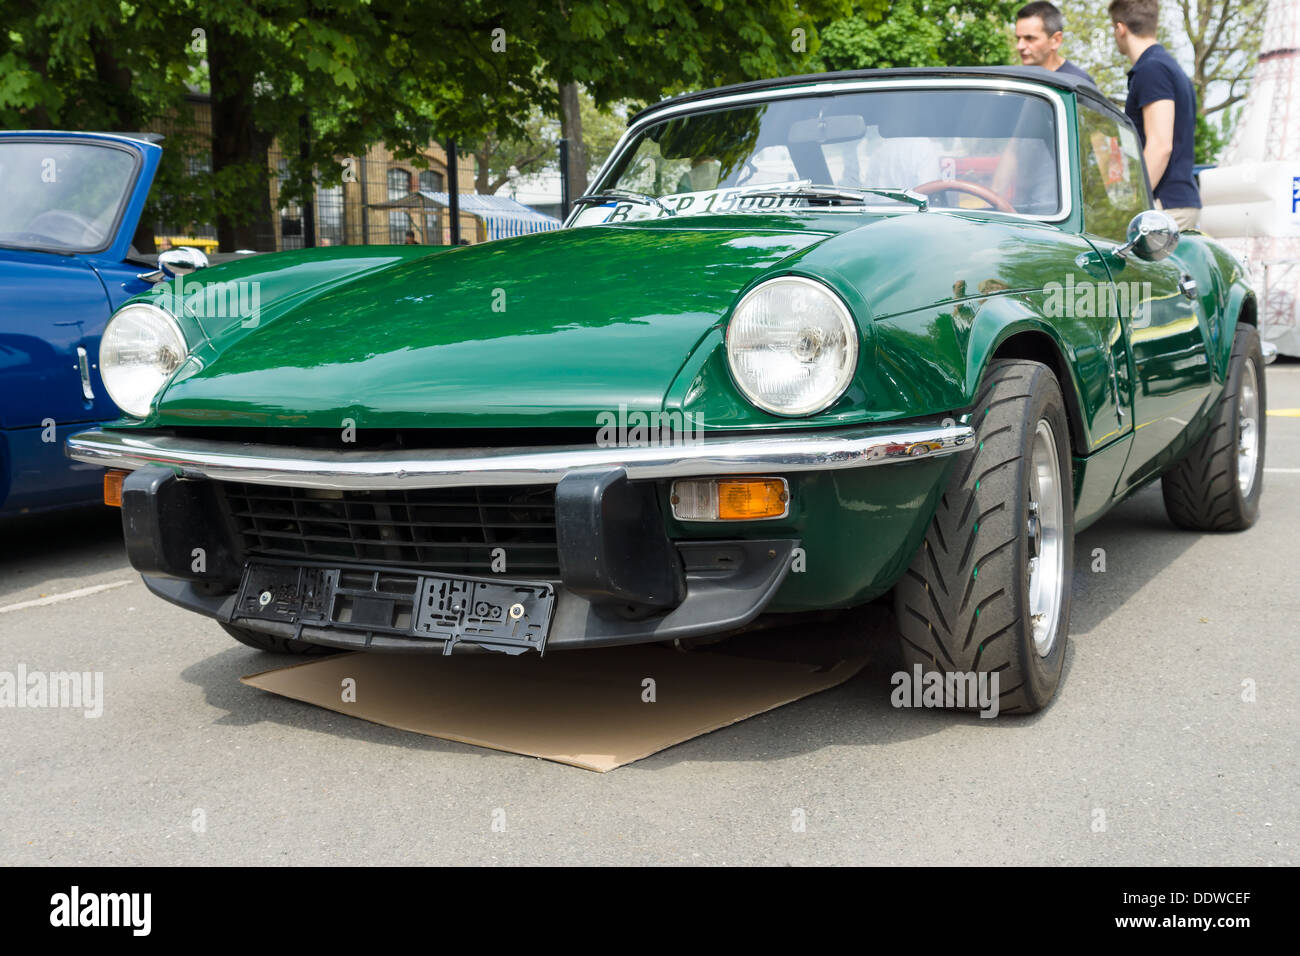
<box><xmin>155</xmin><ymin>95</ymin><xmax>479</xmax><ymax>250</ymax></box>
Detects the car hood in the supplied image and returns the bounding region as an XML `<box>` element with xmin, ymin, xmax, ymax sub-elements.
<box><xmin>151</xmin><ymin>219</ymin><xmax>843</xmax><ymax>429</ymax></box>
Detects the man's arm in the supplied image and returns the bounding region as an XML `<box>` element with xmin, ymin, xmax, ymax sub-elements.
<box><xmin>1140</xmin><ymin>98</ymin><xmax>1176</xmax><ymax>191</ymax></box>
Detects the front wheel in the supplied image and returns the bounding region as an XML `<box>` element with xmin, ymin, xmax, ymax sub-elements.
<box><xmin>1161</xmin><ymin>323</ymin><xmax>1266</xmax><ymax>531</ymax></box>
<box><xmin>893</xmin><ymin>360</ymin><xmax>1075</xmax><ymax>715</ymax></box>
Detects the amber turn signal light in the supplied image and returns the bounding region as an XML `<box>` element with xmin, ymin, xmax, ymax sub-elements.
<box><xmin>717</xmin><ymin>478</ymin><xmax>788</xmax><ymax>520</ymax></box>
<box><xmin>670</xmin><ymin>477</ymin><xmax>789</xmax><ymax>521</ymax></box>
<box><xmin>103</xmin><ymin>469</ymin><xmax>128</xmax><ymax>507</ymax></box>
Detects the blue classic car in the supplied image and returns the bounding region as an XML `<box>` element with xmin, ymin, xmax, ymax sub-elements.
<box><xmin>0</xmin><ymin>131</ymin><xmax>167</xmax><ymax>516</ymax></box>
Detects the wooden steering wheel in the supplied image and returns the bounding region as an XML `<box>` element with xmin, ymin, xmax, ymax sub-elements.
<box><xmin>911</xmin><ymin>179</ymin><xmax>1016</xmax><ymax>214</ymax></box>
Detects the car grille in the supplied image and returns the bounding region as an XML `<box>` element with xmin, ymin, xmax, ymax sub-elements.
<box><xmin>217</xmin><ymin>482</ymin><xmax>560</xmax><ymax>578</ymax></box>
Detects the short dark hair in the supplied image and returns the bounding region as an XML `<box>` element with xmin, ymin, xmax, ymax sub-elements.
<box><xmin>1108</xmin><ymin>0</ymin><xmax>1159</xmax><ymax>37</ymax></box>
<box><xmin>1017</xmin><ymin>1</ymin><xmax>1064</xmax><ymax>36</ymax></box>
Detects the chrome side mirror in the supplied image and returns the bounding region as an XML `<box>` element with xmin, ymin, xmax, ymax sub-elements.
<box><xmin>158</xmin><ymin>246</ymin><xmax>209</xmax><ymax>276</ymax></box>
<box><xmin>1115</xmin><ymin>209</ymin><xmax>1180</xmax><ymax>262</ymax></box>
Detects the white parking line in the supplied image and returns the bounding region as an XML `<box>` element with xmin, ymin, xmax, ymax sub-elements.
<box><xmin>0</xmin><ymin>580</ymin><xmax>133</xmax><ymax>614</ymax></box>
<box><xmin>1264</xmin><ymin>468</ymin><xmax>1300</xmax><ymax>474</ymax></box>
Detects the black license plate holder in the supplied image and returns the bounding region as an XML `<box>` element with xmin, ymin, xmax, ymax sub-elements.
<box><xmin>233</xmin><ymin>561</ymin><xmax>556</xmax><ymax>655</ymax></box>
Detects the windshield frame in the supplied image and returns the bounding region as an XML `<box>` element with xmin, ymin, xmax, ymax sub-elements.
<box><xmin>578</xmin><ymin>77</ymin><xmax>1073</xmax><ymax>226</ymax></box>
<box><xmin>0</xmin><ymin>135</ymin><xmax>144</xmax><ymax>256</ymax></box>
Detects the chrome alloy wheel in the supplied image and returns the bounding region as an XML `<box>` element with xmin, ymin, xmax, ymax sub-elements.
<box><xmin>1026</xmin><ymin>419</ymin><xmax>1065</xmax><ymax>657</ymax></box>
<box><xmin>1237</xmin><ymin>358</ymin><xmax>1260</xmax><ymax>497</ymax></box>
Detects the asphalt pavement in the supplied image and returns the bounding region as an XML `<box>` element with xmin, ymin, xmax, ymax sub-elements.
<box><xmin>2</xmin><ymin>364</ymin><xmax>1297</xmax><ymax>865</ymax></box>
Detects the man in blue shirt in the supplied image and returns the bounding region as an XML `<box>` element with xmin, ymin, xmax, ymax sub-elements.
<box><xmin>1015</xmin><ymin>2</ymin><xmax>1097</xmax><ymax>86</ymax></box>
<box><xmin>1110</xmin><ymin>0</ymin><xmax>1201</xmax><ymax>229</ymax></box>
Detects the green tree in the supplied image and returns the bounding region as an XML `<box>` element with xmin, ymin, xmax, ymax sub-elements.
<box><xmin>196</xmin><ymin>1</ymin><xmax>546</xmax><ymax>248</ymax></box>
<box><xmin>580</xmin><ymin>93</ymin><xmax>627</xmax><ymax>175</ymax></box>
<box><xmin>4</xmin><ymin>0</ymin><xmax>862</xmax><ymax>244</ymax></box>
<box><xmin>474</xmin><ymin>111</ymin><xmax>559</xmax><ymax>196</ymax></box>
<box><xmin>1051</xmin><ymin>3</ymin><xmax>1128</xmax><ymax>97</ymax></box>
<box><xmin>1059</xmin><ymin>1</ymin><xmax>1264</xmax><ymax>164</ymax></box>
<box><xmin>526</xmin><ymin>0</ymin><xmax>859</xmax><ymax>197</ymax></box>
<box><xmin>814</xmin><ymin>1</ymin><xmax>1017</xmax><ymax>71</ymax></box>
<box><xmin>473</xmin><ymin>90</ymin><xmax>625</xmax><ymax>195</ymax></box>
<box><xmin>0</xmin><ymin>0</ymin><xmax>209</xmax><ymax>247</ymax></box>
<box><xmin>1172</xmin><ymin>0</ymin><xmax>1265</xmax><ymax>164</ymax></box>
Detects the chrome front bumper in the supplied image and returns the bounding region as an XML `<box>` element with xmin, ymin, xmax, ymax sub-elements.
<box><xmin>65</xmin><ymin>420</ymin><xmax>974</xmax><ymax>491</ymax></box>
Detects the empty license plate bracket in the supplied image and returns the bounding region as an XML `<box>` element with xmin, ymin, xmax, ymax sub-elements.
<box><xmin>233</xmin><ymin>561</ymin><xmax>556</xmax><ymax>655</ymax></box>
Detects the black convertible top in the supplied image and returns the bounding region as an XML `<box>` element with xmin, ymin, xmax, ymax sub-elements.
<box><xmin>631</xmin><ymin>66</ymin><xmax>1126</xmax><ymax>126</ymax></box>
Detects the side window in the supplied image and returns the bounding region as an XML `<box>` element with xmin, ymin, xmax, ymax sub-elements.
<box><xmin>1076</xmin><ymin>103</ymin><xmax>1149</xmax><ymax>241</ymax></box>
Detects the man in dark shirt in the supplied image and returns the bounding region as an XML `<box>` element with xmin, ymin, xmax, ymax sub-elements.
<box><xmin>1110</xmin><ymin>0</ymin><xmax>1201</xmax><ymax>228</ymax></box>
<box><xmin>1015</xmin><ymin>2</ymin><xmax>1097</xmax><ymax>86</ymax></box>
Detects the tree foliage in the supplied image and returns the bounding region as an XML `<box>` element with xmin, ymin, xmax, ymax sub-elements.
<box><xmin>1055</xmin><ymin>0</ymin><xmax>1264</xmax><ymax>164</ymax></box>
<box><xmin>814</xmin><ymin>1</ymin><xmax>1018</xmax><ymax>71</ymax></box>
<box><xmin>2</xmin><ymin>0</ymin><xmax>863</xmax><ymax>243</ymax></box>
<box><xmin>0</xmin><ymin>0</ymin><xmax>1263</xmax><ymax>238</ymax></box>
<box><xmin>472</xmin><ymin>90</ymin><xmax>626</xmax><ymax>195</ymax></box>
<box><xmin>527</xmin><ymin>0</ymin><xmax>862</xmax><ymax>106</ymax></box>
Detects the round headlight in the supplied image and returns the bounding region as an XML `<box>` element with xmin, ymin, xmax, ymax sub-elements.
<box><xmin>725</xmin><ymin>276</ymin><xmax>859</xmax><ymax>416</ymax></box>
<box><xmin>99</xmin><ymin>302</ymin><xmax>188</xmax><ymax>418</ymax></box>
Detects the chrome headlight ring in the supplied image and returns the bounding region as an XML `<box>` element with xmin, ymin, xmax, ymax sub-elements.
<box><xmin>99</xmin><ymin>301</ymin><xmax>189</xmax><ymax>418</ymax></box>
<box><xmin>725</xmin><ymin>275</ymin><xmax>859</xmax><ymax>417</ymax></box>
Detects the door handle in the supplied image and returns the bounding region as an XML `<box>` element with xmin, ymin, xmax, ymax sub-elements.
<box><xmin>1105</xmin><ymin>328</ymin><xmax>1126</xmax><ymax>421</ymax></box>
<box><xmin>1179</xmin><ymin>274</ymin><xmax>1198</xmax><ymax>300</ymax></box>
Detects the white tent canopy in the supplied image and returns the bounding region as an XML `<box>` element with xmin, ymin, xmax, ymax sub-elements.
<box><xmin>371</xmin><ymin>190</ymin><xmax>562</xmax><ymax>241</ymax></box>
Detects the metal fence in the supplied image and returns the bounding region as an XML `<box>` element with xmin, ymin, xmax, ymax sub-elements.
<box><xmin>267</xmin><ymin>147</ymin><xmax>452</xmax><ymax>249</ymax></box>
<box><xmin>152</xmin><ymin>97</ymin><xmax>461</xmax><ymax>250</ymax></box>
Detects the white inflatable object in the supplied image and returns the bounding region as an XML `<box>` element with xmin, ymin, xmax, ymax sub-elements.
<box><xmin>1196</xmin><ymin>0</ymin><xmax>1300</xmax><ymax>355</ymax></box>
<box><xmin>1200</xmin><ymin>163</ymin><xmax>1300</xmax><ymax>237</ymax></box>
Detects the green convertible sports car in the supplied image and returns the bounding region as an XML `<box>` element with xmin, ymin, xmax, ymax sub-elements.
<box><xmin>68</xmin><ymin>67</ymin><xmax>1263</xmax><ymax>714</ymax></box>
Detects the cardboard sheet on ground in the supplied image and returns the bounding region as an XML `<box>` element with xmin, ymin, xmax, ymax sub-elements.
<box><xmin>241</xmin><ymin>646</ymin><xmax>865</xmax><ymax>772</ymax></box>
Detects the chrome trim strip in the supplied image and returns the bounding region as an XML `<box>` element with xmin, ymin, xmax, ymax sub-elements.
<box><xmin>579</xmin><ymin>77</ymin><xmax>1073</xmax><ymax>226</ymax></box>
<box><xmin>76</xmin><ymin>346</ymin><xmax>94</xmax><ymax>400</ymax></box>
<box><xmin>66</xmin><ymin>422</ymin><xmax>974</xmax><ymax>491</ymax></box>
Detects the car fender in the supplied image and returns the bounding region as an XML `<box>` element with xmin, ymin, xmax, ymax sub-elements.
<box><xmin>1220</xmin><ymin>283</ymin><xmax>1259</xmax><ymax>375</ymax></box>
<box><xmin>965</xmin><ymin>295</ymin><xmax>1098</xmax><ymax>455</ymax></box>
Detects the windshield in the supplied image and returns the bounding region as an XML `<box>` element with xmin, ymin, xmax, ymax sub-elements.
<box><xmin>578</xmin><ymin>87</ymin><xmax>1062</xmax><ymax>223</ymax></box>
<box><xmin>0</xmin><ymin>140</ymin><xmax>138</xmax><ymax>253</ymax></box>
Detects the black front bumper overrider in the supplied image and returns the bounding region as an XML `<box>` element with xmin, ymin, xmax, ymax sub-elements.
<box><xmin>121</xmin><ymin>466</ymin><xmax>797</xmax><ymax>653</ymax></box>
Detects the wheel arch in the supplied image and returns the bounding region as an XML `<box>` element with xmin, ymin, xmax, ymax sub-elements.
<box><xmin>1215</xmin><ymin>287</ymin><xmax>1259</xmax><ymax>379</ymax></box>
<box><xmin>1236</xmin><ymin>291</ymin><xmax>1258</xmax><ymax>327</ymax></box>
<box><xmin>970</xmin><ymin>320</ymin><xmax>1091</xmax><ymax>459</ymax></box>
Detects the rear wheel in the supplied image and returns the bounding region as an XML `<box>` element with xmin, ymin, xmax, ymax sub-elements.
<box><xmin>220</xmin><ymin>623</ymin><xmax>334</xmax><ymax>656</ymax></box>
<box><xmin>893</xmin><ymin>360</ymin><xmax>1074</xmax><ymax>715</ymax></box>
<box><xmin>1161</xmin><ymin>323</ymin><xmax>1265</xmax><ymax>531</ymax></box>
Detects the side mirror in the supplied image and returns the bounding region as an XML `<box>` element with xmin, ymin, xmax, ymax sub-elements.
<box><xmin>1115</xmin><ymin>209</ymin><xmax>1180</xmax><ymax>262</ymax></box>
<box><xmin>158</xmin><ymin>246</ymin><xmax>209</xmax><ymax>276</ymax></box>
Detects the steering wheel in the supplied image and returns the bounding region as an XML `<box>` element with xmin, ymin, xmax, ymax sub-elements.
<box><xmin>911</xmin><ymin>179</ymin><xmax>1015</xmax><ymax>214</ymax></box>
<box><xmin>26</xmin><ymin>209</ymin><xmax>107</xmax><ymax>246</ymax></box>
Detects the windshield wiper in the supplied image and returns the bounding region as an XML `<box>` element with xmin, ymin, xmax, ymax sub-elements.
<box><xmin>740</xmin><ymin>184</ymin><xmax>929</xmax><ymax>211</ymax></box>
<box><xmin>572</xmin><ymin>189</ymin><xmax>676</xmax><ymax>217</ymax></box>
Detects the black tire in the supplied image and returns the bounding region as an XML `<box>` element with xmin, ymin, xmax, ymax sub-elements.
<box><xmin>1161</xmin><ymin>323</ymin><xmax>1265</xmax><ymax>531</ymax></box>
<box><xmin>219</xmin><ymin>623</ymin><xmax>335</xmax><ymax>656</ymax></box>
<box><xmin>893</xmin><ymin>359</ymin><xmax>1075</xmax><ymax>715</ymax></box>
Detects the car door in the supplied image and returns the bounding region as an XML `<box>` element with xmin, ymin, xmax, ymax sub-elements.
<box><xmin>1074</xmin><ymin>101</ymin><xmax>1214</xmax><ymax>494</ymax></box>
<box><xmin>0</xmin><ymin>133</ymin><xmax>162</xmax><ymax>429</ymax></box>
<box><xmin>0</xmin><ymin>133</ymin><xmax>161</xmax><ymax>513</ymax></box>
<box><xmin>0</xmin><ymin>250</ymin><xmax>112</xmax><ymax>430</ymax></box>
